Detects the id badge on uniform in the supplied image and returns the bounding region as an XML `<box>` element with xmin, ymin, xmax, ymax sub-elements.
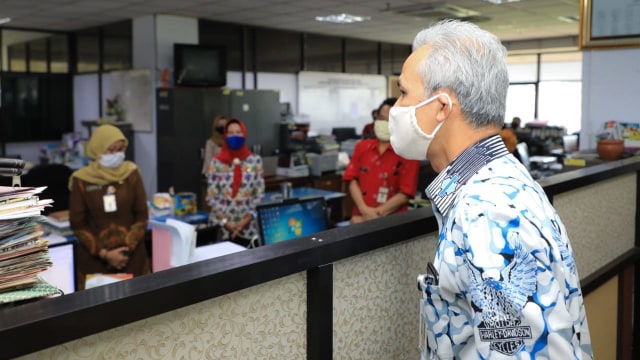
<box><xmin>103</xmin><ymin>194</ymin><xmax>117</xmax><ymax>212</ymax></box>
<box><xmin>376</xmin><ymin>186</ymin><xmax>389</xmax><ymax>203</ymax></box>
<box><xmin>103</xmin><ymin>185</ymin><xmax>117</xmax><ymax>213</ymax></box>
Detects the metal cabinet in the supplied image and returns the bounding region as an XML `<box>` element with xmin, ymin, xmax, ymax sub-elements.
<box><xmin>156</xmin><ymin>88</ymin><xmax>281</xmax><ymax>196</ymax></box>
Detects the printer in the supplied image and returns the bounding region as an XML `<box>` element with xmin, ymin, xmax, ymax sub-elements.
<box><xmin>306</xmin><ymin>152</ymin><xmax>338</xmax><ymax>176</ymax></box>
<box><xmin>305</xmin><ymin>135</ymin><xmax>340</xmax><ymax>176</ymax></box>
<box><xmin>306</xmin><ymin>135</ymin><xmax>340</xmax><ymax>176</ymax></box>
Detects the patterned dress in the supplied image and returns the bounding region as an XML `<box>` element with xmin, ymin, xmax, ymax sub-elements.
<box><xmin>420</xmin><ymin>135</ymin><xmax>592</xmax><ymax>359</ymax></box>
<box><xmin>206</xmin><ymin>154</ymin><xmax>265</xmax><ymax>240</ymax></box>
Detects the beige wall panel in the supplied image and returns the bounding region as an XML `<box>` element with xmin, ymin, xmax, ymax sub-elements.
<box><xmin>18</xmin><ymin>273</ymin><xmax>307</xmax><ymax>360</ymax></box>
<box><xmin>333</xmin><ymin>232</ymin><xmax>439</xmax><ymax>360</ymax></box>
<box><xmin>553</xmin><ymin>173</ymin><xmax>636</xmax><ymax>278</ymax></box>
<box><xmin>584</xmin><ymin>276</ymin><xmax>618</xmax><ymax>359</ymax></box>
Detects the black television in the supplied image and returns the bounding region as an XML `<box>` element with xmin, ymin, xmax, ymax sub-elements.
<box><xmin>174</xmin><ymin>44</ymin><xmax>226</xmax><ymax>87</ymax></box>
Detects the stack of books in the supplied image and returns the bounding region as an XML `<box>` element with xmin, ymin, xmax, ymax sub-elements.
<box><xmin>0</xmin><ymin>186</ymin><xmax>61</xmax><ymax>304</ymax></box>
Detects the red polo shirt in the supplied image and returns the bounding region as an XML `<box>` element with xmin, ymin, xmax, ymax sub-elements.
<box><xmin>342</xmin><ymin>138</ymin><xmax>419</xmax><ymax>216</ymax></box>
<box><xmin>362</xmin><ymin>122</ymin><xmax>374</xmax><ymax>136</ymax></box>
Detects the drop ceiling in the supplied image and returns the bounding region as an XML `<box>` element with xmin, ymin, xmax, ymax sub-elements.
<box><xmin>0</xmin><ymin>0</ymin><xmax>580</xmax><ymax>45</ymax></box>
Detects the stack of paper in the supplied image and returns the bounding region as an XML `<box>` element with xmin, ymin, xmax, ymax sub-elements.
<box><xmin>42</xmin><ymin>210</ymin><xmax>73</xmax><ymax>237</ymax></box>
<box><xmin>0</xmin><ymin>186</ymin><xmax>60</xmax><ymax>303</ymax></box>
<box><xmin>0</xmin><ymin>186</ymin><xmax>53</xmax><ymax>220</ymax></box>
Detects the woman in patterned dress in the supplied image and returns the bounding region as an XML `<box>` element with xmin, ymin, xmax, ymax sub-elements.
<box><xmin>206</xmin><ymin>118</ymin><xmax>264</xmax><ymax>242</ymax></box>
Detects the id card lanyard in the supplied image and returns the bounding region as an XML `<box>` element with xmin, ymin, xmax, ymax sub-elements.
<box><xmin>377</xmin><ymin>173</ymin><xmax>389</xmax><ymax>204</ymax></box>
<box><xmin>103</xmin><ymin>185</ymin><xmax>118</xmax><ymax>213</ymax></box>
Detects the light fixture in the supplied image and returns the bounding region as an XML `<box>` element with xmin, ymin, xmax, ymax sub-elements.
<box><xmin>481</xmin><ymin>0</ymin><xmax>522</xmax><ymax>4</ymax></box>
<box><xmin>0</xmin><ymin>17</ymin><xmax>11</xmax><ymax>25</ymax></box>
<box><xmin>315</xmin><ymin>13</ymin><xmax>371</xmax><ymax>24</ymax></box>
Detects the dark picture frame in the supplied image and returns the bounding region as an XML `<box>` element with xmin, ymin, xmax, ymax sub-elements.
<box><xmin>580</xmin><ymin>0</ymin><xmax>640</xmax><ymax>49</ymax></box>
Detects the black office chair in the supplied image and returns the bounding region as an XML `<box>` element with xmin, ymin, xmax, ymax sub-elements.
<box><xmin>195</xmin><ymin>225</ymin><xmax>223</xmax><ymax>247</ymax></box>
<box><xmin>331</xmin><ymin>127</ymin><xmax>358</xmax><ymax>143</ymax></box>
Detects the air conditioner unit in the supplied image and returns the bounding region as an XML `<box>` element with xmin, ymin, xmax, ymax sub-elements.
<box><xmin>385</xmin><ymin>2</ymin><xmax>481</xmax><ymax>19</ymax></box>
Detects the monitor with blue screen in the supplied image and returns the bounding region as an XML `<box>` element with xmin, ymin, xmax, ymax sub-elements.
<box><xmin>257</xmin><ymin>196</ymin><xmax>328</xmax><ymax>245</ymax></box>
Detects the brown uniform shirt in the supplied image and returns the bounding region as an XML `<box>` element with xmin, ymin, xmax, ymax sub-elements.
<box><xmin>69</xmin><ymin>169</ymin><xmax>150</xmax><ymax>289</ymax></box>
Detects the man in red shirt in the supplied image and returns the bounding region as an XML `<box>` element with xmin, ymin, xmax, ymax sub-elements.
<box><xmin>344</xmin><ymin>98</ymin><xmax>420</xmax><ymax>223</ymax></box>
<box><xmin>361</xmin><ymin>98</ymin><xmax>397</xmax><ymax>139</ymax></box>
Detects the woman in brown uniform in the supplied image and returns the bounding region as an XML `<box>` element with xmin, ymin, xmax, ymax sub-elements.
<box><xmin>69</xmin><ymin>124</ymin><xmax>150</xmax><ymax>290</ymax></box>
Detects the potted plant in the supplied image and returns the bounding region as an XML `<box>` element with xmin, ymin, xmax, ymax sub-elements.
<box><xmin>596</xmin><ymin>121</ymin><xmax>625</xmax><ymax>161</ymax></box>
<box><xmin>105</xmin><ymin>95</ymin><xmax>125</xmax><ymax>122</ymax></box>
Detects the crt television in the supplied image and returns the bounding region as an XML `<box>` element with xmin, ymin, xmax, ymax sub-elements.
<box><xmin>256</xmin><ymin>196</ymin><xmax>328</xmax><ymax>246</ymax></box>
<box><xmin>174</xmin><ymin>44</ymin><xmax>226</xmax><ymax>87</ymax></box>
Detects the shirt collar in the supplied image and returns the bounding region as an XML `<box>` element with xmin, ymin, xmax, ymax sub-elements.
<box><xmin>426</xmin><ymin>134</ymin><xmax>509</xmax><ymax>216</ymax></box>
<box><xmin>366</xmin><ymin>138</ymin><xmax>393</xmax><ymax>153</ymax></box>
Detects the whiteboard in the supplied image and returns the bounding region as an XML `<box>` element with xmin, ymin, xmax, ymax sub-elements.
<box><xmin>298</xmin><ymin>71</ymin><xmax>387</xmax><ymax>136</ymax></box>
<box><xmin>110</xmin><ymin>69</ymin><xmax>153</xmax><ymax>132</ymax></box>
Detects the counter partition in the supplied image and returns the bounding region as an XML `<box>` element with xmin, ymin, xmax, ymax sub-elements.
<box><xmin>3</xmin><ymin>157</ymin><xmax>640</xmax><ymax>359</ymax></box>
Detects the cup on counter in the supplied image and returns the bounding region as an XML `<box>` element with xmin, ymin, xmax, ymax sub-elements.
<box><xmin>562</xmin><ymin>135</ymin><xmax>578</xmax><ymax>153</ymax></box>
<box><xmin>280</xmin><ymin>182</ymin><xmax>292</xmax><ymax>199</ymax></box>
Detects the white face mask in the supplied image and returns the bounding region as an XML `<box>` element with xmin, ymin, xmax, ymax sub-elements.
<box><xmin>99</xmin><ymin>152</ymin><xmax>125</xmax><ymax>168</ymax></box>
<box><xmin>388</xmin><ymin>93</ymin><xmax>452</xmax><ymax>160</ymax></box>
<box><xmin>373</xmin><ymin>120</ymin><xmax>391</xmax><ymax>141</ymax></box>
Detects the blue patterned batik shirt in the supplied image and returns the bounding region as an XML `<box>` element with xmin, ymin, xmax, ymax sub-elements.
<box><xmin>420</xmin><ymin>135</ymin><xmax>593</xmax><ymax>360</ymax></box>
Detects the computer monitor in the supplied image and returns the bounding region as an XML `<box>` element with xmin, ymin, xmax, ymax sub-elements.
<box><xmin>256</xmin><ymin>196</ymin><xmax>328</xmax><ymax>246</ymax></box>
<box><xmin>331</xmin><ymin>127</ymin><xmax>358</xmax><ymax>142</ymax></box>
<box><xmin>39</xmin><ymin>242</ymin><xmax>75</xmax><ymax>294</ymax></box>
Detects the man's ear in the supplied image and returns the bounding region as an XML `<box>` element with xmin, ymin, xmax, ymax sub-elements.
<box><xmin>435</xmin><ymin>93</ymin><xmax>453</xmax><ymax>122</ymax></box>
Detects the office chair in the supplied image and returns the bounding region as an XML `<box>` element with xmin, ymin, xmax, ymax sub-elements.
<box><xmin>331</xmin><ymin>127</ymin><xmax>358</xmax><ymax>143</ymax></box>
<box><xmin>21</xmin><ymin>164</ymin><xmax>73</xmax><ymax>215</ymax></box>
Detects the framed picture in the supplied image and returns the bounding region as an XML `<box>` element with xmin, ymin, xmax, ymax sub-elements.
<box><xmin>580</xmin><ymin>0</ymin><xmax>640</xmax><ymax>49</ymax></box>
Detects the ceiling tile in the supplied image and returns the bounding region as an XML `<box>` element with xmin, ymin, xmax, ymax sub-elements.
<box><xmin>0</xmin><ymin>0</ymin><xmax>581</xmax><ymax>45</ymax></box>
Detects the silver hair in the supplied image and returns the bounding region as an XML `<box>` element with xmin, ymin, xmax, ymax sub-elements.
<box><xmin>412</xmin><ymin>19</ymin><xmax>508</xmax><ymax>128</ymax></box>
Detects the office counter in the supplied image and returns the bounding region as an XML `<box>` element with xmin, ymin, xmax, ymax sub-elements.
<box><xmin>3</xmin><ymin>157</ymin><xmax>640</xmax><ymax>359</ymax></box>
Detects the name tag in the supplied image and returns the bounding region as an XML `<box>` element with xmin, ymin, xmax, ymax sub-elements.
<box><xmin>103</xmin><ymin>194</ymin><xmax>117</xmax><ymax>213</ymax></box>
<box><xmin>376</xmin><ymin>186</ymin><xmax>388</xmax><ymax>203</ymax></box>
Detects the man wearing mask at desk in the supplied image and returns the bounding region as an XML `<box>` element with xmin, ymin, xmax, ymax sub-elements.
<box><xmin>389</xmin><ymin>20</ymin><xmax>592</xmax><ymax>359</ymax></box>
<box><xmin>343</xmin><ymin>97</ymin><xmax>419</xmax><ymax>224</ymax></box>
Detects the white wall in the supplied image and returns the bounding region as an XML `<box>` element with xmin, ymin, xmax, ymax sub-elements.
<box><xmin>581</xmin><ymin>48</ymin><xmax>640</xmax><ymax>151</ymax></box>
<box><xmin>3</xmin><ymin>141</ymin><xmax>50</xmax><ymax>164</ymax></box>
<box><xmin>155</xmin><ymin>15</ymin><xmax>198</xmax><ymax>85</ymax></box>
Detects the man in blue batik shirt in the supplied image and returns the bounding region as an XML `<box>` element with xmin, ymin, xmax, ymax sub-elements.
<box><xmin>388</xmin><ymin>20</ymin><xmax>593</xmax><ymax>359</ymax></box>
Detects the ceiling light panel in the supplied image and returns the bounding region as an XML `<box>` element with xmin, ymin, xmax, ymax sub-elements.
<box><xmin>315</xmin><ymin>13</ymin><xmax>371</xmax><ymax>24</ymax></box>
